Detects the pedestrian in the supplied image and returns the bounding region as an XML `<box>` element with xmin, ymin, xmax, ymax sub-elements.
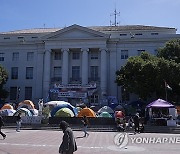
<box><xmin>0</xmin><ymin>115</ymin><xmax>6</xmax><ymax>139</ymax></box>
<box><xmin>133</xmin><ymin>113</ymin><xmax>140</xmax><ymax>134</ymax></box>
<box><xmin>16</xmin><ymin>113</ymin><xmax>22</xmax><ymax>132</ymax></box>
<box><xmin>81</xmin><ymin>115</ymin><xmax>89</xmax><ymax>137</ymax></box>
<box><xmin>59</xmin><ymin>121</ymin><xmax>77</xmax><ymax>154</ymax></box>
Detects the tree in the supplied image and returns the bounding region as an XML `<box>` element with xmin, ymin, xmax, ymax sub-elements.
<box><xmin>116</xmin><ymin>52</ymin><xmax>180</xmax><ymax>102</ymax></box>
<box><xmin>157</xmin><ymin>39</ymin><xmax>180</xmax><ymax>63</ymax></box>
<box><xmin>0</xmin><ymin>65</ymin><xmax>8</xmax><ymax>101</ymax></box>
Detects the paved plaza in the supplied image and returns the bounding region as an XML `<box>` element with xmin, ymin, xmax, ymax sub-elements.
<box><xmin>0</xmin><ymin>128</ymin><xmax>180</xmax><ymax>154</ymax></box>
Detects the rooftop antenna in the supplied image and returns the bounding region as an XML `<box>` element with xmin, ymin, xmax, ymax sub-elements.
<box><xmin>110</xmin><ymin>7</ymin><xmax>120</xmax><ymax>26</ymax></box>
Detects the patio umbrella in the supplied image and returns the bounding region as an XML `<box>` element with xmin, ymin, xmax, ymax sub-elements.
<box><xmin>55</xmin><ymin>108</ymin><xmax>75</xmax><ymax>117</ymax></box>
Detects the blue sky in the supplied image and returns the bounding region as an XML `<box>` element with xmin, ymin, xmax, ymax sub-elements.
<box><xmin>0</xmin><ymin>0</ymin><xmax>180</xmax><ymax>33</ymax></box>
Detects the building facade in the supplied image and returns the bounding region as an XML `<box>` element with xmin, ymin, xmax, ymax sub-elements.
<box><xmin>0</xmin><ymin>24</ymin><xmax>179</xmax><ymax>106</ymax></box>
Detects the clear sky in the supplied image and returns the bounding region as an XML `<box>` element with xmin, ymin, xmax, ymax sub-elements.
<box><xmin>0</xmin><ymin>0</ymin><xmax>180</xmax><ymax>33</ymax></box>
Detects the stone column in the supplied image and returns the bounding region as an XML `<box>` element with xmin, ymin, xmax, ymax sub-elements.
<box><xmin>43</xmin><ymin>50</ymin><xmax>51</xmax><ymax>100</ymax></box>
<box><xmin>62</xmin><ymin>48</ymin><xmax>69</xmax><ymax>85</ymax></box>
<box><xmin>100</xmin><ymin>48</ymin><xmax>108</xmax><ymax>96</ymax></box>
<box><xmin>81</xmin><ymin>48</ymin><xmax>89</xmax><ymax>85</ymax></box>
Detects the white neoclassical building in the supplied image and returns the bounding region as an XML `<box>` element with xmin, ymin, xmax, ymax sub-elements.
<box><xmin>0</xmin><ymin>24</ymin><xmax>179</xmax><ymax>106</ymax></box>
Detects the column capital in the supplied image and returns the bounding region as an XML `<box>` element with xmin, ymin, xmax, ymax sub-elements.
<box><xmin>81</xmin><ymin>48</ymin><xmax>89</xmax><ymax>52</ymax></box>
<box><xmin>99</xmin><ymin>48</ymin><xmax>108</xmax><ymax>52</ymax></box>
<box><xmin>61</xmin><ymin>48</ymin><xmax>69</xmax><ymax>52</ymax></box>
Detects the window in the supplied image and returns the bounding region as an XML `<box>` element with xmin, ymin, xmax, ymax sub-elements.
<box><xmin>54</xmin><ymin>52</ymin><xmax>61</xmax><ymax>60</ymax></box>
<box><xmin>90</xmin><ymin>66</ymin><xmax>98</xmax><ymax>80</ymax></box>
<box><xmin>120</xmin><ymin>34</ymin><xmax>127</xmax><ymax>36</ymax></box>
<box><xmin>12</xmin><ymin>52</ymin><xmax>19</xmax><ymax>61</ymax></box>
<box><xmin>151</xmin><ymin>33</ymin><xmax>159</xmax><ymax>35</ymax></box>
<box><xmin>137</xmin><ymin>50</ymin><xmax>145</xmax><ymax>56</ymax></box>
<box><xmin>135</xmin><ymin>33</ymin><xmax>142</xmax><ymax>36</ymax></box>
<box><xmin>90</xmin><ymin>51</ymin><xmax>98</xmax><ymax>59</ymax></box>
<box><xmin>72</xmin><ymin>52</ymin><xmax>80</xmax><ymax>60</ymax></box>
<box><xmin>90</xmin><ymin>95</ymin><xmax>99</xmax><ymax>104</ymax></box>
<box><xmin>72</xmin><ymin>66</ymin><xmax>80</xmax><ymax>80</ymax></box>
<box><xmin>11</xmin><ymin>67</ymin><xmax>18</xmax><ymax>79</ymax></box>
<box><xmin>25</xmin><ymin>87</ymin><xmax>32</xmax><ymax>100</ymax></box>
<box><xmin>0</xmin><ymin>53</ymin><xmax>5</xmax><ymax>61</ymax></box>
<box><xmin>18</xmin><ymin>36</ymin><xmax>24</xmax><ymax>39</ymax></box>
<box><xmin>10</xmin><ymin>87</ymin><xmax>17</xmax><ymax>100</ymax></box>
<box><xmin>121</xmin><ymin>50</ymin><xmax>128</xmax><ymax>59</ymax></box>
<box><xmin>4</xmin><ymin>37</ymin><xmax>10</xmax><ymax>40</ymax></box>
<box><xmin>26</xmin><ymin>67</ymin><xmax>33</xmax><ymax>79</ymax></box>
<box><xmin>27</xmin><ymin>52</ymin><xmax>34</xmax><ymax>61</ymax></box>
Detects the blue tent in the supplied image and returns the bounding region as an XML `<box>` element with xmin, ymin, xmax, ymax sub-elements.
<box><xmin>51</xmin><ymin>104</ymin><xmax>78</xmax><ymax>117</ymax></box>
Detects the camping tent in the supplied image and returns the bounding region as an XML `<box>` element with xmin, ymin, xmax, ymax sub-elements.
<box><xmin>98</xmin><ymin>106</ymin><xmax>114</xmax><ymax>114</ymax></box>
<box><xmin>1</xmin><ymin>104</ymin><xmax>14</xmax><ymax>110</ymax></box>
<box><xmin>51</xmin><ymin>103</ymin><xmax>77</xmax><ymax>117</ymax></box>
<box><xmin>14</xmin><ymin>108</ymin><xmax>32</xmax><ymax>116</ymax></box>
<box><xmin>0</xmin><ymin>109</ymin><xmax>16</xmax><ymax>116</ymax></box>
<box><xmin>98</xmin><ymin>112</ymin><xmax>112</xmax><ymax>118</ymax></box>
<box><xmin>18</xmin><ymin>100</ymin><xmax>35</xmax><ymax>110</ymax></box>
<box><xmin>77</xmin><ymin>108</ymin><xmax>96</xmax><ymax>117</ymax></box>
<box><xmin>44</xmin><ymin>101</ymin><xmax>69</xmax><ymax>107</ymax></box>
<box><xmin>55</xmin><ymin>108</ymin><xmax>75</xmax><ymax>117</ymax></box>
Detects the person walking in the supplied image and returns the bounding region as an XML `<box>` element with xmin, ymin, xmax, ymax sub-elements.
<box><xmin>59</xmin><ymin>121</ymin><xmax>77</xmax><ymax>154</ymax></box>
<box><xmin>0</xmin><ymin>115</ymin><xmax>6</xmax><ymax>139</ymax></box>
<box><xmin>16</xmin><ymin>113</ymin><xmax>22</xmax><ymax>132</ymax></box>
<box><xmin>81</xmin><ymin>115</ymin><xmax>89</xmax><ymax>137</ymax></box>
<box><xmin>133</xmin><ymin>113</ymin><xmax>140</xmax><ymax>134</ymax></box>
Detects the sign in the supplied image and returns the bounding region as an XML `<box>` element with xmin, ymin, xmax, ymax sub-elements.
<box><xmin>54</xmin><ymin>83</ymin><xmax>96</xmax><ymax>89</ymax></box>
<box><xmin>22</xmin><ymin>116</ymin><xmax>42</xmax><ymax>124</ymax></box>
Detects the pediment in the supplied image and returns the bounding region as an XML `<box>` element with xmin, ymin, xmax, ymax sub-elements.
<box><xmin>42</xmin><ymin>24</ymin><xmax>108</xmax><ymax>40</ymax></box>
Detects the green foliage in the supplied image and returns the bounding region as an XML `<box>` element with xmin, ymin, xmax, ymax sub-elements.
<box><xmin>157</xmin><ymin>39</ymin><xmax>180</xmax><ymax>63</ymax></box>
<box><xmin>116</xmin><ymin>51</ymin><xmax>180</xmax><ymax>102</ymax></box>
<box><xmin>0</xmin><ymin>65</ymin><xmax>8</xmax><ymax>99</ymax></box>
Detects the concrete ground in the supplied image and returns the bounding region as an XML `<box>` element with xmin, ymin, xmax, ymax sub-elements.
<box><xmin>0</xmin><ymin>128</ymin><xmax>180</xmax><ymax>154</ymax></box>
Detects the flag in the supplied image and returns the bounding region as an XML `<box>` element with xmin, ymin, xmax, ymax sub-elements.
<box><xmin>165</xmin><ymin>81</ymin><xmax>172</xmax><ymax>90</ymax></box>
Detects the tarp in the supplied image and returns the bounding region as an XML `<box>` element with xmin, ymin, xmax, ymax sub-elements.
<box><xmin>55</xmin><ymin>108</ymin><xmax>75</xmax><ymax>117</ymax></box>
<box><xmin>98</xmin><ymin>106</ymin><xmax>114</xmax><ymax>114</ymax></box>
<box><xmin>1</xmin><ymin>104</ymin><xmax>14</xmax><ymax>110</ymax></box>
<box><xmin>77</xmin><ymin>107</ymin><xmax>96</xmax><ymax>117</ymax></box>
<box><xmin>14</xmin><ymin>108</ymin><xmax>32</xmax><ymax>116</ymax></box>
<box><xmin>0</xmin><ymin>109</ymin><xmax>16</xmax><ymax>116</ymax></box>
<box><xmin>98</xmin><ymin>112</ymin><xmax>112</xmax><ymax>118</ymax></box>
<box><xmin>146</xmin><ymin>99</ymin><xmax>174</xmax><ymax>108</ymax></box>
<box><xmin>18</xmin><ymin>100</ymin><xmax>35</xmax><ymax>109</ymax></box>
<box><xmin>51</xmin><ymin>104</ymin><xmax>77</xmax><ymax>117</ymax></box>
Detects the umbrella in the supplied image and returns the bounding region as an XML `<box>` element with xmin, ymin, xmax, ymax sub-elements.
<box><xmin>0</xmin><ymin>109</ymin><xmax>16</xmax><ymax>116</ymax></box>
<box><xmin>98</xmin><ymin>112</ymin><xmax>112</xmax><ymax>118</ymax></box>
<box><xmin>14</xmin><ymin>108</ymin><xmax>32</xmax><ymax>116</ymax></box>
<box><xmin>55</xmin><ymin>108</ymin><xmax>75</xmax><ymax>117</ymax></box>
<box><xmin>18</xmin><ymin>100</ymin><xmax>35</xmax><ymax>109</ymax></box>
<box><xmin>1</xmin><ymin>104</ymin><xmax>14</xmax><ymax>110</ymax></box>
<box><xmin>77</xmin><ymin>107</ymin><xmax>96</xmax><ymax>117</ymax></box>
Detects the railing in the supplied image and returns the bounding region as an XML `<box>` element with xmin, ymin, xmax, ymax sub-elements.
<box><xmin>51</xmin><ymin>77</ymin><xmax>62</xmax><ymax>83</ymax></box>
<box><xmin>69</xmin><ymin>77</ymin><xmax>82</xmax><ymax>84</ymax></box>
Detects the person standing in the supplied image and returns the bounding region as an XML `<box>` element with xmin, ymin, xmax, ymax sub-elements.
<box><xmin>59</xmin><ymin>121</ymin><xmax>77</xmax><ymax>154</ymax></box>
<box><xmin>0</xmin><ymin>115</ymin><xmax>6</xmax><ymax>139</ymax></box>
<box><xmin>81</xmin><ymin>116</ymin><xmax>89</xmax><ymax>137</ymax></box>
<box><xmin>16</xmin><ymin>113</ymin><xmax>22</xmax><ymax>132</ymax></box>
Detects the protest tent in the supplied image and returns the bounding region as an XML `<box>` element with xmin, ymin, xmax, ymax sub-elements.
<box><xmin>98</xmin><ymin>106</ymin><xmax>114</xmax><ymax>114</ymax></box>
<box><xmin>55</xmin><ymin>108</ymin><xmax>75</xmax><ymax>117</ymax></box>
<box><xmin>1</xmin><ymin>104</ymin><xmax>14</xmax><ymax>110</ymax></box>
<box><xmin>14</xmin><ymin>108</ymin><xmax>32</xmax><ymax>116</ymax></box>
<box><xmin>98</xmin><ymin>112</ymin><xmax>112</xmax><ymax>118</ymax></box>
<box><xmin>18</xmin><ymin>100</ymin><xmax>35</xmax><ymax>110</ymax></box>
<box><xmin>0</xmin><ymin>109</ymin><xmax>16</xmax><ymax>116</ymax></box>
<box><xmin>77</xmin><ymin>107</ymin><xmax>96</xmax><ymax>117</ymax></box>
